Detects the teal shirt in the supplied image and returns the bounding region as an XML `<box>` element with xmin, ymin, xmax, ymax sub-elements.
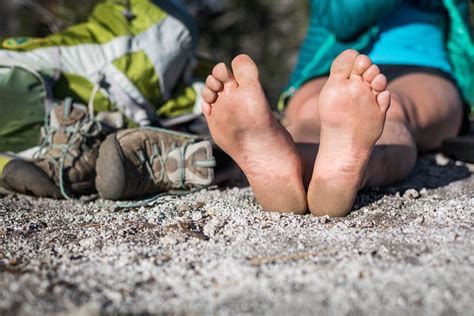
<box><xmin>282</xmin><ymin>0</ymin><xmax>473</xmax><ymax>111</ymax></box>
<box><xmin>367</xmin><ymin>1</ymin><xmax>453</xmax><ymax>74</ymax></box>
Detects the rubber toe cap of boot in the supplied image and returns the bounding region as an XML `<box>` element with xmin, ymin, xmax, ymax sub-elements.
<box><xmin>95</xmin><ymin>133</ymin><xmax>127</xmax><ymax>200</ymax></box>
<box><xmin>2</xmin><ymin>159</ymin><xmax>62</xmax><ymax>198</ymax></box>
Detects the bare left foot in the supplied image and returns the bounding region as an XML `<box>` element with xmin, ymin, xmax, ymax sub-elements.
<box><xmin>201</xmin><ymin>55</ymin><xmax>307</xmax><ymax>214</ymax></box>
<box><xmin>308</xmin><ymin>50</ymin><xmax>391</xmax><ymax>217</ymax></box>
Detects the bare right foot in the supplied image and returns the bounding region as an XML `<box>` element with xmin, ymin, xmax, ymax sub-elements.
<box><xmin>308</xmin><ymin>50</ymin><xmax>391</xmax><ymax>217</ymax></box>
<box><xmin>201</xmin><ymin>55</ymin><xmax>307</xmax><ymax>214</ymax></box>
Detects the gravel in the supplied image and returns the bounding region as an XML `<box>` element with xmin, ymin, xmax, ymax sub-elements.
<box><xmin>1</xmin><ymin>154</ymin><xmax>473</xmax><ymax>315</ymax></box>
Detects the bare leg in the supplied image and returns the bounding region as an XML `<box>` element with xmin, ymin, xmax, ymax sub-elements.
<box><xmin>204</xmin><ymin>51</ymin><xmax>463</xmax><ymax>217</ymax></box>
<box><xmin>285</xmin><ymin>51</ymin><xmax>463</xmax><ymax>216</ymax></box>
<box><xmin>362</xmin><ymin>72</ymin><xmax>463</xmax><ymax>187</ymax></box>
<box><xmin>201</xmin><ymin>55</ymin><xmax>307</xmax><ymax>214</ymax></box>
<box><xmin>307</xmin><ymin>50</ymin><xmax>391</xmax><ymax>217</ymax></box>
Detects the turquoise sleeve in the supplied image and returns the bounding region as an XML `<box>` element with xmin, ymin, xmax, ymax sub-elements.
<box><xmin>310</xmin><ymin>0</ymin><xmax>402</xmax><ymax>40</ymax></box>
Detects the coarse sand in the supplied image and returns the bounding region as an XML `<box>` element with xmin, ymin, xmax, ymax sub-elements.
<box><xmin>1</xmin><ymin>154</ymin><xmax>473</xmax><ymax>315</ymax></box>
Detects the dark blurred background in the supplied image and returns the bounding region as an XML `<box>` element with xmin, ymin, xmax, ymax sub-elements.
<box><xmin>0</xmin><ymin>0</ymin><xmax>309</xmax><ymax>106</ymax></box>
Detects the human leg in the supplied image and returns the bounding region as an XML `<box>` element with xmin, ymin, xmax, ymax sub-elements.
<box><xmin>201</xmin><ymin>54</ymin><xmax>307</xmax><ymax>214</ymax></box>
<box><xmin>361</xmin><ymin>71</ymin><xmax>464</xmax><ymax>187</ymax></box>
<box><xmin>283</xmin><ymin>77</ymin><xmax>327</xmax><ymax>143</ymax></box>
<box><xmin>202</xmin><ymin>51</ymin><xmax>463</xmax><ymax>217</ymax></box>
<box><xmin>202</xmin><ymin>51</ymin><xmax>409</xmax><ymax>217</ymax></box>
<box><xmin>286</xmin><ymin>52</ymin><xmax>463</xmax><ymax>216</ymax></box>
<box><xmin>386</xmin><ymin>72</ymin><xmax>463</xmax><ymax>152</ymax></box>
<box><xmin>306</xmin><ymin>50</ymin><xmax>391</xmax><ymax>217</ymax></box>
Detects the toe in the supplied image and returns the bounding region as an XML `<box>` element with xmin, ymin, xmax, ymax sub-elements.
<box><xmin>201</xmin><ymin>99</ymin><xmax>212</xmax><ymax>117</ymax></box>
<box><xmin>206</xmin><ymin>75</ymin><xmax>224</xmax><ymax>92</ymax></box>
<box><xmin>330</xmin><ymin>49</ymin><xmax>359</xmax><ymax>79</ymax></box>
<box><xmin>352</xmin><ymin>54</ymin><xmax>372</xmax><ymax>76</ymax></box>
<box><xmin>231</xmin><ymin>54</ymin><xmax>260</xmax><ymax>85</ymax></box>
<box><xmin>371</xmin><ymin>73</ymin><xmax>387</xmax><ymax>93</ymax></box>
<box><xmin>362</xmin><ymin>64</ymin><xmax>380</xmax><ymax>83</ymax></box>
<box><xmin>212</xmin><ymin>62</ymin><xmax>236</xmax><ymax>86</ymax></box>
<box><xmin>377</xmin><ymin>90</ymin><xmax>391</xmax><ymax>113</ymax></box>
<box><xmin>202</xmin><ymin>86</ymin><xmax>217</xmax><ymax>104</ymax></box>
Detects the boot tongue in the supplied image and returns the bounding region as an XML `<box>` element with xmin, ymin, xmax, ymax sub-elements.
<box><xmin>52</xmin><ymin>103</ymin><xmax>86</xmax><ymax>127</ymax></box>
<box><xmin>50</xmin><ymin>101</ymin><xmax>88</xmax><ymax>144</ymax></box>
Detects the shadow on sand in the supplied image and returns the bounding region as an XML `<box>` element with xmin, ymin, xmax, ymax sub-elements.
<box><xmin>353</xmin><ymin>153</ymin><xmax>472</xmax><ymax>210</ymax></box>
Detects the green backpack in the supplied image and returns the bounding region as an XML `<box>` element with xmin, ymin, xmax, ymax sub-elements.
<box><xmin>0</xmin><ymin>0</ymin><xmax>202</xmax><ymax>154</ymax></box>
<box><xmin>0</xmin><ymin>59</ymin><xmax>54</xmax><ymax>153</ymax></box>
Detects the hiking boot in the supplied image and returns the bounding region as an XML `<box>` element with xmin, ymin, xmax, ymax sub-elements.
<box><xmin>2</xmin><ymin>99</ymin><xmax>112</xmax><ymax>198</ymax></box>
<box><xmin>95</xmin><ymin>127</ymin><xmax>215</xmax><ymax>200</ymax></box>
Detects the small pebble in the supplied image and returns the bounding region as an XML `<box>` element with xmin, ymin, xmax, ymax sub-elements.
<box><xmin>319</xmin><ymin>215</ymin><xmax>330</xmax><ymax>224</ymax></box>
<box><xmin>160</xmin><ymin>236</ymin><xmax>178</xmax><ymax>246</ymax></box>
<box><xmin>203</xmin><ymin>218</ymin><xmax>224</xmax><ymax>237</ymax></box>
<box><xmin>191</xmin><ymin>211</ymin><xmax>203</xmax><ymax>221</ymax></box>
<box><xmin>394</xmin><ymin>200</ymin><xmax>404</xmax><ymax>209</ymax></box>
<box><xmin>435</xmin><ymin>154</ymin><xmax>450</xmax><ymax>166</ymax></box>
<box><xmin>403</xmin><ymin>189</ymin><xmax>420</xmax><ymax>200</ymax></box>
<box><xmin>260</xmin><ymin>222</ymin><xmax>271</xmax><ymax>229</ymax></box>
<box><xmin>414</xmin><ymin>216</ymin><xmax>425</xmax><ymax>226</ymax></box>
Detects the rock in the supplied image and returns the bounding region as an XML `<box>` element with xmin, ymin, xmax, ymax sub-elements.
<box><xmin>177</xmin><ymin>202</ymin><xmax>206</xmax><ymax>213</ymax></box>
<box><xmin>23</xmin><ymin>221</ymin><xmax>45</xmax><ymax>234</ymax></box>
<box><xmin>435</xmin><ymin>154</ymin><xmax>450</xmax><ymax>166</ymax></box>
<box><xmin>192</xmin><ymin>211</ymin><xmax>203</xmax><ymax>221</ymax></box>
<box><xmin>403</xmin><ymin>189</ymin><xmax>420</xmax><ymax>200</ymax></box>
<box><xmin>414</xmin><ymin>216</ymin><xmax>425</xmax><ymax>226</ymax></box>
<box><xmin>394</xmin><ymin>200</ymin><xmax>404</xmax><ymax>209</ymax></box>
<box><xmin>203</xmin><ymin>218</ymin><xmax>224</xmax><ymax>237</ymax></box>
<box><xmin>319</xmin><ymin>215</ymin><xmax>330</xmax><ymax>224</ymax></box>
<box><xmin>176</xmin><ymin>204</ymin><xmax>191</xmax><ymax>213</ymax></box>
<box><xmin>160</xmin><ymin>236</ymin><xmax>178</xmax><ymax>246</ymax></box>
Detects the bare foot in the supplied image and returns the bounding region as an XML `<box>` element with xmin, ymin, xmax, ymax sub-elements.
<box><xmin>201</xmin><ymin>54</ymin><xmax>307</xmax><ymax>214</ymax></box>
<box><xmin>308</xmin><ymin>49</ymin><xmax>391</xmax><ymax>217</ymax></box>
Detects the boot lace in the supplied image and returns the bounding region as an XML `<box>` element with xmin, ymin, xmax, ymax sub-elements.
<box><xmin>34</xmin><ymin>97</ymin><xmax>102</xmax><ymax>199</ymax></box>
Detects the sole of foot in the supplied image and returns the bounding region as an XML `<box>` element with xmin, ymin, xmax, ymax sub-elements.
<box><xmin>308</xmin><ymin>49</ymin><xmax>391</xmax><ymax>217</ymax></box>
<box><xmin>201</xmin><ymin>54</ymin><xmax>307</xmax><ymax>214</ymax></box>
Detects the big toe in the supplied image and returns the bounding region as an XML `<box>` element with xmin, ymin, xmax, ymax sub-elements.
<box><xmin>330</xmin><ymin>49</ymin><xmax>359</xmax><ymax>79</ymax></box>
<box><xmin>231</xmin><ymin>54</ymin><xmax>260</xmax><ymax>85</ymax></box>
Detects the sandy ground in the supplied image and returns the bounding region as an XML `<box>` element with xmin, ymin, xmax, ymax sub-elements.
<box><xmin>1</xmin><ymin>153</ymin><xmax>473</xmax><ymax>315</ymax></box>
